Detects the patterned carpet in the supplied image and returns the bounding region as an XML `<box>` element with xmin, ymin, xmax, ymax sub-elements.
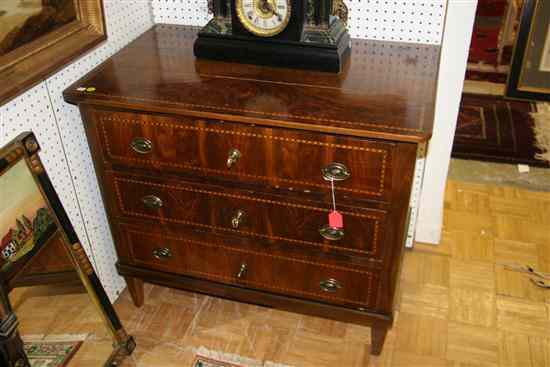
<box><xmin>452</xmin><ymin>94</ymin><xmax>549</xmax><ymax>167</ymax></box>
<box><xmin>24</xmin><ymin>339</ymin><xmax>82</xmax><ymax>367</ymax></box>
<box><xmin>193</xmin><ymin>356</ymin><xmax>243</xmax><ymax>367</ymax></box>
<box><xmin>192</xmin><ymin>348</ymin><xmax>292</xmax><ymax>367</ymax></box>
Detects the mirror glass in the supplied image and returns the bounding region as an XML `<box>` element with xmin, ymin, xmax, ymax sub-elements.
<box><xmin>6</xmin><ymin>234</ymin><xmax>115</xmax><ymax>366</ymax></box>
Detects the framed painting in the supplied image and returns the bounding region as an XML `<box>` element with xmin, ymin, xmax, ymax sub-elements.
<box><xmin>506</xmin><ymin>0</ymin><xmax>550</xmax><ymax>101</ymax></box>
<box><xmin>0</xmin><ymin>143</ymin><xmax>56</xmax><ymax>279</ymax></box>
<box><xmin>0</xmin><ymin>132</ymin><xmax>134</xmax><ymax>366</ymax></box>
<box><xmin>0</xmin><ymin>0</ymin><xmax>106</xmax><ymax>105</ymax></box>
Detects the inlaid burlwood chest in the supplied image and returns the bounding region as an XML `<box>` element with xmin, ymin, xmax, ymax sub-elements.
<box><xmin>63</xmin><ymin>25</ymin><xmax>439</xmax><ymax>355</ymax></box>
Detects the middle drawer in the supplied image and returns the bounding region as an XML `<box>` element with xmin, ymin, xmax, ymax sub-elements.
<box><xmin>105</xmin><ymin>171</ymin><xmax>388</xmax><ymax>264</ymax></box>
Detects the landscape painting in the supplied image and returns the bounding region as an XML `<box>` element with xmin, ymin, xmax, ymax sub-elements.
<box><xmin>0</xmin><ymin>0</ymin><xmax>77</xmax><ymax>57</ymax></box>
<box><xmin>0</xmin><ymin>159</ymin><xmax>56</xmax><ymax>273</ymax></box>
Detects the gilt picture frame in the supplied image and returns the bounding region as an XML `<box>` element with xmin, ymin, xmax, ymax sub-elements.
<box><xmin>506</xmin><ymin>0</ymin><xmax>550</xmax><ymax>101</ymax></box>
<box><xmin>0</xmin><ymin>132</ymin><xmax>134</xmax><ymax>366</ymax></box>
<box><xmin>0</xmin><ymin>0</ymin><xmax>106</xmax><ymax>105</ymax></box>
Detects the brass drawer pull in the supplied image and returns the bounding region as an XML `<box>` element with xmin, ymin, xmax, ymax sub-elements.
<box><xmin>131</xmin><ymin>137</ymin><xmax>153</xmax><ymax>154</ymax></box>
<box><xmin>320</xmin><ymin>278</ymin><xmax>342</xmax><ymax>293</ymax></box>
<box><xmin>231</xmin><ymin>209</ymin><xmax>246</xmax><ymax>229</ymax></box>
<box><xmin>141</xmin><ymin>195</ymin><xmax>163</xmax><ymax>209</ymax></box>
<box><xmin>322</xmin><ymin>162</ymin><xmax>350</xmax><ymax>181</ymax></box>
<box><xmin>319</xmin><ymin>224</ymin><xmax>344</xmax><ymax>241</ymax></box>
<box><xmin>152</xmin><ymin>247</ymin><xmax>172</xmax><ymax>260</ymax></box>
<box><xmin>227</xmin><ymin>148</ymin><xmax>241</xmax><ymax>168</ymax></box>
<box><xmin>237</xmin><ymin>263</ymin><xmax>248</xmax><ymax>279</ymax></box>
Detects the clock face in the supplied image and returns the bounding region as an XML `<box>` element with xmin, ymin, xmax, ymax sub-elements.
<box><xmin>235</xmin><ymin>0</ymin><xmax>291</xmax><ymax>37</ymax></box>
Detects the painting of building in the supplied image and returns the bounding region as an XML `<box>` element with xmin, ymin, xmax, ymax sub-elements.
<box><xmin>0</xmin><ymin>160</ymin><xmax>56</xmax><ymax>271</ymax></box>
<box><xmin>1</xmin><ymin>229</ymin><xmax>17</xmax><ymax>263</ymax></box>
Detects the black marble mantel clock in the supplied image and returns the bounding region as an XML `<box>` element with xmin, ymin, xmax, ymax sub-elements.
<box><xmin>194</xmin><ymin>0</ymin><xmax>351</xmax><ymax>72</ymax></box>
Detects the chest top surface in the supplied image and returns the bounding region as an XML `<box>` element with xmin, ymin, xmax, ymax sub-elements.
<box><xmin>64</xmin><ymin>24</ymin><xmax>440</xmax><ymax>143</ymax></box>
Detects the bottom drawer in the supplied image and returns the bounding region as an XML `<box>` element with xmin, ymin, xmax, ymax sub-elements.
<box><xmin>119</xmin><ymin>223</ymin><xmax>379</xmax><ymax>310</ymax></box>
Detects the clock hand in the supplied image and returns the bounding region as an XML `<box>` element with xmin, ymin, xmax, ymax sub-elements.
<box><xmin>259</xmin><ymin>0</ymin><xmax>271</xmax><ymax>13</ymax></box>
<box><xmin>264</xmin><ymin>1</ymin><xmax>283</xmax><ymax>21</ymax></box>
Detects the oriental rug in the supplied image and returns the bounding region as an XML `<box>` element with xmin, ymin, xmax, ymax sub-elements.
<box><xmin>24</xmin><ymin>339</ymin><xmax>82</xmax><ymax>367</ymax></box>
<box><xmin>452</xmin><ymin>94</ymin><xmax>549</xmax><ymax>167</ymax></box>
<box><xmin>192</xmin><ymin>347</ymin><xmax>292</xmax><ymax>367</ymax></box>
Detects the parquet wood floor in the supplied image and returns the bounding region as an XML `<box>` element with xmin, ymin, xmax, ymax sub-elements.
<box><xmin>11</xmin><ymin>179</ymin><xmax>550</xmax><ymax>366</ymax></box>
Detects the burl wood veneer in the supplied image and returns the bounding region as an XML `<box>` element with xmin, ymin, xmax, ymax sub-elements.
<box><xmin>63</xmin><ymin>24</ymin><xmax>439</xmax><ymax>356</ymax></box>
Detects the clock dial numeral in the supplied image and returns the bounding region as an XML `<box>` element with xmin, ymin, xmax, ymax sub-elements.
<box><xmin>236</xmin><ymin>0</ymin><xmax>291</xmax><ymax>37</ymax></box>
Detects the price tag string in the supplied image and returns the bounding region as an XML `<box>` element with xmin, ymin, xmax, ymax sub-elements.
<box><xmin>328</xmin><ymin>177</ymin><xmax>343</xmax><ymax>229</ymax></box>
<box><xmin>331</xmin><ymin>178</ymin><xmax>337</xmax><ymax>212</ymax></box>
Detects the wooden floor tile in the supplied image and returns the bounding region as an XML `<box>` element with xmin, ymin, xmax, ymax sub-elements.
<box><xmin>401</xmin><ymin>251</ymin><xmax>450</xmax><ymax>287</ymax></box>
<box><xmin>444</xmin><ymin>211</ymin><xmax>496</xmax><ymax>235</ymax></box>
<box><xmin>394</xmin><ymin>312</ymin><xmax>448</xmax><ymax>357</ymax></box>
<box><xmin>449</xmin><ymin>287</ymin><xmax>495</xmax><ymax>327</ymax></box>
<box><xmin>369</xmin><ymin>344</ymin><xmax>394</xmax><ymax>367</ymax></box>
<box><xmin>489</xmin><ymin>196</ymin><xmax>533</xmax><ymax>219</ymax></box>
<box><xmin>391</xmin><ymin>351</ymin><xmax>450</xmax><ymax>367</ymax></box>
<box><xmin>494</xmin><ymin>239</ymin><xmax>540</xmax><ymax>266</ymax></box>
<box><xmin>340</xmin><ymin>340</ymin><xmax>371</xmax><ymax>367</ymax></box>
<box><xmin>450</xmin><ymin>259</ymin><xmax>495</xmax><ymax>291</ymax></box>
<box><xmin>237</xmin><ymin>317</ymin><xmax>294</xmax><ymax>362</ymax></box>
<box><xmin>488</xmin><ymin>186</ymin><xmax>523</xmax><ymax>202</ymax></box>
<box><xmin>530</xmin><ymin>200</ymin><xmax>550</xmax><ymax>224</ymax></box>
<box><xmin>444</xmin><ymin>180</ymin><xmax>494</xmax><ymax>219</ymax></box>
<box><xmin>447</xmin><ymin>322</ymin><xmax>499</xmax><ymax>366</ymax></box>
<box><xmin>298</xmin><ymin>315</ymin><xmax>347</xmax><ymax>339</ymax></box>
<box><xmin>399</xmin><ymin>281</ymin><xmax>449</xmax><ymax>320</ymax></box>
<box><xmin>67</xmin><ymin>339</ymin><xmax>116</xmax><ymax>367</ymax></box>
<box><xmin>496</xmin><ymin>297</ymin><xmax>550</xmax><ymax>338</ymax></box>
<box><xmin>494</xmin><ymin>216</ymin><xmax>549</xmax><ymax>245</ymax></box>
<box><xmin>499</xmin><ymin>332</ymin><xmax>550</xmax><ymax>367</ymax></box>
<box><xmin>284</xmin><ymin>329</ymin><xmax>365</xmax><ymax>367</ymax></box>
<box><xmin>139</xmin><ymin>303</ymin><xmax>196</xmax><ymax>342</ymax></box>
<box><xmin>450</xmin><ymin>230</ymin><xmax>495</xmax><ymax>263</ymax></box>
<box><xmin>345</xmin><ymin>323</ymin><xmax>372</xmax><ymax>344</ymax></box>
<box><xmin>133</xmin><ymin>343</ymin><xmax>194</xmax><ymax>367</ymax></box>
<box><xmin>452</xmin><ymin>186</ymin><xmax>491</xmax><ymax>213</ymax></box>
<box><xmin>538</xmin><ymin>243</ymin><xmax>550</xmax><ymax>274</ymax></box>
<box><xmin>515</xmin><ymin>189</ymin><xmax>550</xmax><ymax>203</ymax></box>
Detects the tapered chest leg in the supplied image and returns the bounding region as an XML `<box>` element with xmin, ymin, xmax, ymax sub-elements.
<box><xmin>371</xmin><ymin>326</ymin><xmax>388</xmax><ymax>355</ymax></box>
<box><xmin>124</xmin><ymin>277</ymin><xmax>144</xmax><ymax>307</ymax></box>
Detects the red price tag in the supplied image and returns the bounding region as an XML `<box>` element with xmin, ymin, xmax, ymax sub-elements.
<box><xmin>329</xmin><ymin>210</ymin><xmax>343</xmax><ymax>229</ymax></box>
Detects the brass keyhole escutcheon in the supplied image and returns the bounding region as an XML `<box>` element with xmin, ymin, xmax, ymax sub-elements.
<box><xmin>322</xmin><ymin>162</ymin><xmax>351</xmax><ymax>181</ymax></box>
<box><xmin>320</xmin><ymin>278</ymin><xmax>342</xmax><ymax>293</ymax></box>
<box><xmin>131</xmin><ymin>137</ymin><xmax>153</xmax><ymax>154</ymax></box>
<box><xmin>141</xmin><ymin>195</ymin><xmax>163</xmax><ymax>209</ymax></box>
<box><xmin>227</xmin><ymin>148</ymin><xmax>241</xmax><ymax>169</ymax></box>
<box><xmin>152</xmin><ymin>247</ymin><xmax>172</xmax><ymax>260</ymax></box>
<box><xmin>237</xmin><ymin>263</ymin><xmax>248</xmax><ymax>279</ymax></box>
<box><xmin>231</xmin><ymin>209</ymin><xmax>246</xmax><ymax>229</ymax></box>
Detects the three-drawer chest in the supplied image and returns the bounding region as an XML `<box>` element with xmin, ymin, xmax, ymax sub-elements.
<box><xmin>64</xmin><ymin>25</ymin><xmax>439</xmax><ymax>355</ymax></box>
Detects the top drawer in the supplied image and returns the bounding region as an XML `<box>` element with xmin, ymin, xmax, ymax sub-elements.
<box><xmin>91</xmin><ymin>110</ymin><xmax>395</xmax><ymax>202</ymax></box>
